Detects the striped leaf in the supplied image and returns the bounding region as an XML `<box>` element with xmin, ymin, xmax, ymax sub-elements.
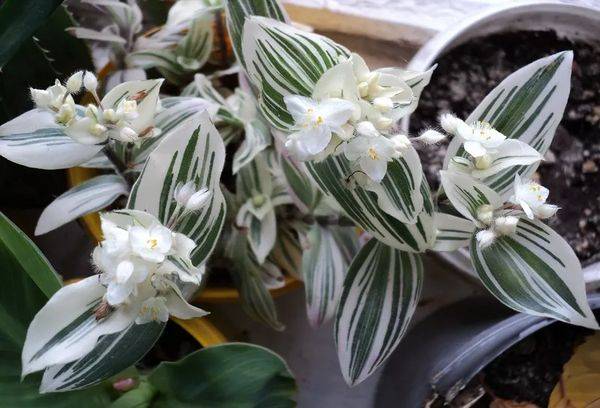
<box><xmin>174</xmin><ymin>11</ymin><xmax>213</xmax><ymax>71</ymax></box>
<box><xmin>440</xmin><ymin>170</ymin><xmax>503</xmax><ymax>224</ymax></box>
<box><xmin>269</xmin><ymin>223</ymin><xmax>302</xmax><ymax>279</ymax></box>
<box><xmin>128</xmin><ymin>110</ymin><xmax>226</xmax><ymax>266</ymax></box>
<box><xmin>279</xmin><ymin>151</ymin><xmax>321</xmax><ymax>213</ymax></box>
<box><xmin>225</xmin><ymin>0</ymin><xmax>289</xmax><ymax>70</ymax></box>
<box><xmin>0</xmin><ymin>109</ymin><xmax>102</xmax><ymax>169</ymax></box>
<box><xmin>302</xmin><ymin>224</ymin><xmax>348</xmax><ymax>327</ymax></box>
<box><xmin>228</xmin><ymin>232</ymin><xmax>284</xmax><ymax>330</ymax></box>
<box><xmin>443</xmin><ymin>52</ymin><xmax>573</xmax><ymax>198</ymax></box>
<box><xmin>432</xmin><ymin>212</ymin><xmax>475</xmax><ymax>252</ymax></box>
<box><xmin>35</xmin><ymin>175</ymin><xmax>128</xmax><ymax>235</ymax></box>
<box><xmin>241</xmin><ymin>16</ymin><xmax>350</xmax><ymax>131</ymax></box>
<box><xmin>129</xmin><ymin>96</ymin><xmax>218</xmax><ymax>168</ymax></box>
<box><xmin>470</xmin><ymin>216</ymin><xmax>598</xmax><ymax>329</ymax></box>
<box><xmin>335</xmin><ymin>239</ymin><xmax>423</xmax><ymax>386</ymax></box>
<box><xmin>306</xmin><ymin>157</ymin><xmax>435</xmax><ymax>252</ymax></box>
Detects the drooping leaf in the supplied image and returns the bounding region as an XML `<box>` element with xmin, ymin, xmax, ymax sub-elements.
<box><xmin>128</xmin><ymin>111</ymin><xmax>227</xmax><ymax>266</ymax></box>
<box><xmin>0</xmin><ymin>212</ymin><xmax>110</xmax><ymax>404</ymax></box>
<box><xmin>470</xmin><ymin>216</ymin><xmax>598</xmax><ymax>329</ymax></box>
<box><xmin>302</xmin><ymin>224</ymin><xmax>348</xmax><ymax>327</ymax></box>
<box><xmin>0</xmin><ymin>109</ymin><xmax>103</xmax><ymax>170</ymax></box>
<box><xmin>148</xmin><ymin>343</ymin><xmax>296</xmax><ymax>407</ymax></box>
<box><xmin>335</xmin><ymin>239</ymin><xmax>423</xmax><ymax>386</ymax></box>
<box><xmin>35</xmin><ymin>174</ymin><xmax>128</xmax><ymax>235</ymax></box>
<box><xmin>443</xmin><ymin>52</ymin><xmax>573</xmax><ymax>198</ymax></box>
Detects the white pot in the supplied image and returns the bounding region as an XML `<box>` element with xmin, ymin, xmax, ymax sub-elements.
<box><xmin>401</xmin><ymin>1</ymin><xmax>600</xmax><ymax>288</ymax></box>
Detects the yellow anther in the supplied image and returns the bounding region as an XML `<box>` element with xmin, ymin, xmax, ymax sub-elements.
<box><xmin>148</xmin><ymin>238</ymin><xmax>158</xmax><ymax>249</ymax></box>
<box><xmin>368</xmin><ymin>147</ymin><xmax>379</xmax><ymax>160</ymax></box>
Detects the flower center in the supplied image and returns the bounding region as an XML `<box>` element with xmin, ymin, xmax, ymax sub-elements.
<box><xmin>368</xmin><ymin>147</ymin><xmax>379</xmax><ymax>160</ymax></box>
<box><xmin>147</xmin><ymin>238</ymin><xmax>158</xmax><ymax>249</ymax></box>
<box><xmin>315</xmin><ymin>115</ymin><xmax>324</xmax><ymax>126</ymax></box>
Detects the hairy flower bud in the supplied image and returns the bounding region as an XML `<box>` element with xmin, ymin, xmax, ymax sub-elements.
<box><xmin>414</xmin><ymin>129</ymin><xmax>446</xmax><ymax>145</ymax></box>
<box><xmin>66</xmin><ymin>71</ymin><xmax>84</xmax><ymax>93</ymax></box>
<box><xmin>476</xmin><ymin>229</ymin><xmax>496</xmax><ymax>249</ymax></box>
<box><xmin>495</xmin><ymin>216</ymin><xmax>519</xmax><ymax>236</ymax></box>
<box><xmin>476</xmin><ymin>204</ymin><xmax>495</xmax><ymax>225</ymax></box>
<box><xmin>83</xmin><ymin>71</ymin><xmax>98</xmax><ymax>92</ymax></box>
<box><xmin>117</xmin><ymin>127</ymin><xmax>139</xmax><ymax>143</ymax></box>
<box><xmin>439</xmin><ymin>113</ymin><xmax>462</xmax><ymax>135</ymax></box>
<box><xmin>30</xmin><ymin>88</ymin><xmax>51</xmax><ymax>108</ymax></box>
<box><xmin>55</xmin><ymin>102</ymin><xmax>75</xmax><ymax>125</ymax></box>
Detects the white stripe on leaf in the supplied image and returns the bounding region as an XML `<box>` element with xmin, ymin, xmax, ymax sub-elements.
<box><xmin>432</xmin><ymin>212</ymin><xmax>475</xmax><ymax>252</ymax></box>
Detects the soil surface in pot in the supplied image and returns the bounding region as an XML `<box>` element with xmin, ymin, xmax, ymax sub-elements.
<box><xmin>409</xmin><ymin>30</ymin><xmax>600</xmax><ymax>263</ymax></box>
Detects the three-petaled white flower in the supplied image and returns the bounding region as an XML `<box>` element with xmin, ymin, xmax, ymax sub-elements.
<box><xmin>284</xmin><ymin>95</ymin><xmax>355</xmax><ymax>159</ymax></box>
<box><xmin>510</xmin><ymin>175</ymin><xmax>558</xmax><ymax>220</ymax></box>
<box><xmin>344</xmin><ymin>121</ymin><xmax>398</xmax><ymax>182</ymax></box>
<box><xmin>456</xmin><ymin>120</ymin><xmax>506</xmax><ymax>159</ymax></box>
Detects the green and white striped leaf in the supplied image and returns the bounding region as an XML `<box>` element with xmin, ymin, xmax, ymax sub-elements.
<box><xmin>440</xmin><ymin>170</ymin><xmax>503</xmax><ymax>224</ymax></box>
<box><xmin>35</xmin><ymin>175</ymin><xmax>128</xmax><ymax>235</ymax></box>
<box><xmin>433</xmin><ymin>212</ymin><xmax>475</xmax><ymax>252</ymax></box>
<box><xmin>470</xmin><ymin>216</ymin><xmax>598</xmax><ymax>329</ymax></box>
<box><xmin>127</xmin><ymin>49</ymin><xmax>186</xmax><ymax>77</ymax></box>
<box><xmin>302</xmin><ymin>224</ymin><xmax>348</xmax><ymax>327</ymax></box>
<box><xmin>228</xmin><ymin>232</ymin><xmax>284</xmax><ymax>330</ymax></box>
<box><xmin>225</xmin><ymin>0</ymin><xmax>289</xmax><ymax>70</ymax></box>
<box><xmin>40</xmin><ymin>321</ymin><xmax>163</xmax><ymax>392</ymax></box>
<box><xmin>306</xmin><ymin>157</ymin><xmax>435</xmax><ymax>252</ymax></box>
<box><xmin>237</xmin><ymin>205</ymin><xmax>277</xmax><ymax>264</ymax></box>
<box><xmin>241</xmin><ymin>16</ymin><xmax>350</xmax><ymax>131</ymax></box>
<box><xmin>21</xmin><ymin>277</ymin><xmax>139</xmax><ymax>380</ymax></box>
<box><xmin>0</xmin><ymin>109</ymin><xmax>103</xmax><ymax>169</ymax></box>
<box><xmin>128</xmin><ymin>110</ymin><xmax>226</xmax><ymax>266</ymax></box>
<box><xmin>443</xmin><ymin>51</ymin><xmax>573</xmax><ymax>198</ymax></box>
<box><xmin>129</xmin><ymin>96</ymin><xmax>218</xmax><ymax>168</ymax></box>
<box><xmin>335</xmin><ymin>239</ymin><xmax>423</xmax><ymax>386</ymax></box>
<box><xmin>269</xmin><ymin>223</ymin><xmax>302</xmax><ymax>279</ymax></box>
<box><xmin>174</xmin><ymin>11</ymin><xmax>213</xmax><ymax>71</ymax></box>
<box><xmin>279</xmin><ymin>150</ymin><xmax>321</xmax><ymax>213</ymax></box>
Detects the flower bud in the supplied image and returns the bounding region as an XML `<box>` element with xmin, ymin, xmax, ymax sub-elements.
<box><xmin>83</xmin><ymin>71</ymin><xmax>98</xmax><ymax>92</ymax></box>
<box><xmin>476</xmin><ymin>204</ymin><xmax>494</xmax><ymax>225</ymax></box>
<box><xmin>373</xmin><ymin>97</ymin><xmax>393</xmax><ymax>112</ymax></box>
<box><xmin>476</xmin><ymin>229</ymin><xmax>496</xmax><ymax>249</ymax></box>
<box><xmin>66</xmin><ymin>71</ymin><xmax>84</xmax><ymax>93</ymax></box>
<box><xmin>103</xmin><ymin>108</ymin><xmax>118</xmax><ymax>123</ymax></box>
<box><xmin>174</xmin><ymin>181</ymin><xmax>196</xmax><ymax>205</ymax></box>
<box><xmin>89</xmin><ymin>123</ymin><xmax>107</xmax><ymax>137</ymax></box>
<box><xmin>390</xmin><ymin>134</ymin><xmax>411</xmax><ymax>152</ymax></box>
<box><xmin>186</xmin><ymin>188</ymin><xmax>211</xmax><ymax>211</ymax></box>
<box><xmin>475</xmin><ymin>154</ymin><xmax>492</xmax><ymax>170</ymax></box>
<box><xmin>414</xmin><ymin>129</ymin><xmax>446</xmax><ymax>145</ymax></box>
<box><xmin>117</xmin><ymin>127</ymin><xmax>139</xmax><ymax>143</ymax></box>
<box><xmin>358</xmin><ymin>81</ymin><xmax>369</xmax><ymax>98</ymax></box>
<box><xmin>251</xmin><ymin>194</ymin><xmax>266</xmax><ymax>208</ymax></box>
<box><xmin>535</xmin><ymin>204</ymin><xmax>559</xmax><ymax>219</ymax></box>
<box><xmin>440</xmin><ymin>113</ymin><xmax>462</xmax><ymax>135</ymax></box>
<box><xmin>375</xmin><ymin>116</ymin><xmax>392</xmax><ymax>130</ymax></box>
<box><xmin>339</xmin><ymin>123</ymin><xmax>355</xmax><ymax>141</ymax></box>
<box><xmin>55</xmin><ymin>102</ymin><xmax>75</xmax><ymax>125</ymax></box>
<box><xmin>85</xmin><ymin>104</ymin><xmax>99</xmax><ymax>120</ymax></box>
<box><xmin>495</xmin><ymin>216</ymin><xmax>519</xmax><ymax>236</ymax></box>
<box><xmin>117</xmin><ymin>100</ymin><xmax>139</xmax><ymax>121</ymax></box>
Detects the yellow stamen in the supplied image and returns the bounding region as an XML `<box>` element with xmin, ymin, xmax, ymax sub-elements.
<box><xmin>315</xmin><ymin>115</ymin><xmax>324</xmax><ymax>125</ymax></box>
<box><xmin>148</xmin><ymin>238</ymin><xmax>158</xmax><ymax>249</ymax></box>
<box><xmin>368</xmin><ymin>147</ymin><xmax>379</xmax><ymax>160</ymax></box>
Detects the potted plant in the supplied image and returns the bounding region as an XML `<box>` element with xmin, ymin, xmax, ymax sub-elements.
<box><xmin>402</xmin><ymin>2</ymin><xmax>600</xmax><ymax>286</ymax></box>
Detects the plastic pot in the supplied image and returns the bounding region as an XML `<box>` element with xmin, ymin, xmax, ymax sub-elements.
<box><xmin>401</xmin><ymin>1</ymin><xmax>600</xmax><ymax>287</ymax></box>
<box><xmin>375</xmin><ymin>293</ymin><xmax>600</xmax><ymax>407</ymax></box>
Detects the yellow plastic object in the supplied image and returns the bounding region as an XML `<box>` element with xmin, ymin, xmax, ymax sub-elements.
<box><xmin>549</xmin><ymin>332</ymin><xmax>600</xmax><ymax>407</ymax></box>
<box><xmin>62</xmin><ymin>278</ymin><xmax>227</xmax><ymax>347</ymax></box>
<box><xmin>66</xmin><ymin>167</ymin><xmax>302</xmax><ymax>303</ymax></box>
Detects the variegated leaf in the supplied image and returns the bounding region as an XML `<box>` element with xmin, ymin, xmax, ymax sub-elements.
<box><xmin>440</xmin><ymin>170</ymin><xmax>503</xmax><ymax>224</ymax></box>
<box><xmin>228</xmin><ymin>232</ymin><xmax>284</xmax><ymax>330</ymax></box>
<box><xmin>302</xmin><ymin>224</ymin><xmax>348</xmax><ymax>327</ymax></box>
<box><xmin>335</xmin><ymin>239</ymin><xmax>423</xmax><ymax>386</ymax></box>
<box><xmin>470</xmin><ymin>217</ymin><xmax>598</xmax><ymax>329</ymax></box>
<box><xmin>241</xmin><ymin>16</ymin><xmax>350</xmax><ymax>131</ymax></box>
<box><xmin>0</xmin><ymin>109</ymin><xmax>103</xmax><ymax>169</ymax></box>
<box><xmin>306</xmin><ymin>158</ymin><xmax>435</xmax><ymax>252</ymax></box>
<box><xmin>443</xmin><ymin>51</ymin><xmax>573</xmax><ymax>198</ymax></box>
<box><xmin>174</xmin><ymin>11</ymin><xmax>213</xmax><ymax>71</ymax></box>
<box><xmin>35</xmin><ymin>175</ymin><xmax>128</xmax><ymax>235</ymax></box>
<box><xmin>279</xmin><ymin>151</ymin><xmax>321</xmax><ymax>213</ymax></box>
<box><xmin>269</xmin><ymin>223</ymin><xmax>302</xmax><ymax>279</ymax></box>
<box><xmin>127</xmin><ymin>49</ymin><xmax>187</xmax><ymax>78</ymax></box>
<box><xmin>225</xmin><ymin>0</ymin><xmax>289</xmax><ymax>70</ymax></box>
<box><xmin>432</xmin><ymin>212</ymin><xmax>475</xmax><ymax>252</ymax></box>
<box><xmin>128</xmin><ymin>110</ymin><xmax>226</xmax><ymax>266</ymax></box>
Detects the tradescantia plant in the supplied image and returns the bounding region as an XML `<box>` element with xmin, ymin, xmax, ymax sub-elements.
<box><xmin>0</xmin><ymin>0</ymin><xmax>597</xmax><ymax>395</ymax></box>
<box><xmin>223</xmin><ymin>0</ymin><xmax>598</xmax><ymax>387</ymax></box>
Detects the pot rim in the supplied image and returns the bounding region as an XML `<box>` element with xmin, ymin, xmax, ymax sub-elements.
<box><xmin>401</xmin><ymin>0</ymin><xmax>600</xmax><ymax>285</ymax></box>
<box><xmin>66</xmin><ymin>167</ymin><xmax>302</xmax><ymax>304</ymax></box>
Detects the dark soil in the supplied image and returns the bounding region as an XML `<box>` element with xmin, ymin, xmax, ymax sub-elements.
<box><xmin>478</xmin><ymin>322</ymin><xmax>592</xmax><ymax>406</ymax></box>
<box><xmin>409</xmin><ymin>30</ymin><xmax>600</xmax><ymax>263</ymax></box>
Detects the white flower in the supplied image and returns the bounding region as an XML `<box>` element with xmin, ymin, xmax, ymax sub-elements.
<box><xmin>344</xmin><ymin>123</ymin><xmax>398</xmax><ymax>182</ymax></box>
<box><xmin>476</xmin><ymin>229</ymin><xmax>496</xmax><ymax>249</ymax></box>
<box><xmin>495</xmin><ymin>215</ymin><xmax>519</xmax><ymax>236</ymax></box>
<box><xmin>102</xmin><ymin>258</ymin><xmax>149</xmax><ymax>306</ymax></box>
<box><xmin>283</xmin><ymin>95</ymin><xmax>355</xmax><ymax>158</ymax></box>
<box><xmin>100</xmin><ymin>217</ymin><xmax>130</xmax><ymax>256</ymax></box>
<box><xmin>456</xmin><ymin>120</ymin><xmax>506</xmax><ymax>158</ymax></box>
<box><xmin>135</xmin><ymin>297</ymin><xmax>169</xmax><ymax>324</ymax></box>
<box><xmin>66</xmin><ymin>71</ymin><xmax>84</xmax><ymax>93</ymax></box>
<box><xmin>440</xmin><ymin>113</ymin><xmax>464</xmax><ymax>135</ymax></box>
<box><xmin>116</xmin><ymin>99</ymin><xmax>139</xmax><ymax>121</ymax></box>
<box><xmin>172</xmin><ymin>232</ymin><xmax>197</xmax><ymax>260</ymax></box>
<box><xmin>174</xmin><ymin>181</ymin><xmax>211</xmax><ymax>212</ymax></box>
<box><xmin>510</xmin><ymin>175</ymin><xmax>558</xmax><ymax>220</ymax></box>
<box><xmin>65</xmin><ymin>117</ymin><xmax>108</xmax><ymax>144</ymax></box>
<box><xmin>30</xmin><ymin>80</ymin><xmax>68</xmax><ymax>111</ymax></box>
<box><xmin>129</xmin><ymin>224</ymin><xmax>173</xmax><ymax>263</ymax></box>
<box><xmin>54</xmin><ymin>96</ymin><xmax>76</xmax><ymax>125</ymax></box>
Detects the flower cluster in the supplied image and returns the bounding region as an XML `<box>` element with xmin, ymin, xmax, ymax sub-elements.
<box><xmin>30</xmin><ymin>73</ymin><xmax>162</xmax><ymax>146</ymax></box>
<box><xmin>92</xmin><ymin>209</ymin><xmax>206</xmax><ymax>324</ymax></box>
<box><xmin>283</xmin><ymin>54</ymin><xmax>443</xmax><ymax>183</ymax></box>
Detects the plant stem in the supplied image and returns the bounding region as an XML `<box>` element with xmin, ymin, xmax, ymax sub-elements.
<box><xmin>102</xmin><ymin>145</ymin><xmax>135</xmax><ymax>187</ymax></box>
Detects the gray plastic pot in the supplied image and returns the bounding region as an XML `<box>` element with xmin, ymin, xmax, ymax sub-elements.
<box><xmin>400</xmin><ymin>2</ymin><xmax>600</xmax><ymax>288</ymax></box>
<box><xmin>374</xmin><ymin>293</ymin><xmax>600</xmax><ymax>407</ymax></box>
